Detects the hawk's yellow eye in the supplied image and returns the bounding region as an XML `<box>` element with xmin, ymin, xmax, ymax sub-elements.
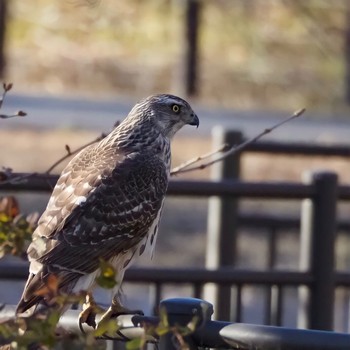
<box><xmin>172</xmin><ymin>104</ymin><xmax>180</xmax><ymax>113</ymax></box>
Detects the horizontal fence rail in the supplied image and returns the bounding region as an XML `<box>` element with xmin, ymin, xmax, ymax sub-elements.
<box><xmin>2</xmin><ymin>172</ymin><xmax>350</xmax><ymax>199</ymax></box>
<box><xmin>3</xmin><ymin>262</ymin><xmax>350</xmax><ymax>288</ymax></box>
<box><xmin>0</xmin><ymin>172</ymin><xmax>318</xmax><ymax>198</ymax></box>
<box><xmin>239</xmin><ymin>212</ymin><xmax>350</xmax><ymax>231</ymax></box>
<box><xmin>245</xmin><ymin>140</ymin><xmax>350</xmax><ymax>156</ymax></box>
<box><xmin>0</xmin><ymin>263</ymin><xmax>315</xmax><ymax>286</ymax></box>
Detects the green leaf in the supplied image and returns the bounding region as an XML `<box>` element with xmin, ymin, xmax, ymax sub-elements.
<box><xmin>155</xmin><ymin>307</ymin><xmax>170</xmax><ymax>336</ymax></box>
<box><xmin>0</xmin><ymin>203</ymin><xmax>36</xmax><ymax>259</ymax></box>
<box><xmin>95</xmin><ymin>274</ymin><xmax>117</xmax><ymax>289</ymax></box>
<box><xmin>126</xmin><ymin>337</ymin><xmax>145</xmax><ymax>350</ymax></box>
<box><xmin>0</xmin><ymin>213</ymin><xmax>10</xmax><ymax>222</ymax></box>
<box><xmin>93</xmin><ymin>318</ymin><xmax>119</xmax><ymax>337</ymax></box>
<box><xmin>155</xmin><ymin>323</ymin><xmax>169</xmax><ymax>336</ymax></box>
<box><xmin>96</xmin><ymin>259</ymin><xmax>117</xmax><ymax>289</ymax></box>
<box><xmin>0</xmin><ymin>231</ymin><xmax>7</xmax><ymax>241</ymax></box>
<box><xmin>185</xmin><ymin>315</ymin><xmax>199</xmax><ymax>334</ymax></box>
<box><xmin>158</xmin><ymin>307</ymin><xmax>169</xmax><ymax>328</ymax></box>
<box><xmin>47</xmin><ymin>309</ymin><xmax>61</xmax><ymax>328</ymax></box>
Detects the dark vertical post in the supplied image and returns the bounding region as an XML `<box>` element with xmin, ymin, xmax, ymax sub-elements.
<box><xmin>205</xmin><ymin>128</ymin><xmax>242</xmax><ymax>321</ymax></box>
<box><xmin>158</xmin><ymin>298</ymin><xmax>213</xmax><ymax>350</ymax></box>
<box><xmin>345</xmin><ymin>4</ymin><xmax>350</xmax><ymax>104</ymax></box>
<box><xmin>0</xmin><ymin>0</ymin><xmax>7</xmax><ymax>78</ymax></box>
<box><xmin>298</xmin><ymin>171</ymin><xmax>338</xmax><ymax>330</ymax></box>
<box><xmin>268</xmin><ymin>285</ymin><xmax>283</xmax><ymax>326</ymax></box>
<box><xmin>265</xmin><ymin>227</ymin><xmax>278</xmax><ymax>325</ymax></box>
<box><xmin>182</xmin><ymin>0</ymin><xmax>201</xmax><ymax>96</ymax></box>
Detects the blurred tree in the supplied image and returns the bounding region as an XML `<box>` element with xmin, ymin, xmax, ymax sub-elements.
<box><xmin>182</xmin><ymin>0</ymin><xmax>201</xmax><ymax>97</ymax></box>
<box><xmin>345</xmin><ymin>2</ymin><xmax>350</xmax><ymax>104</ymax></box>
<box><xmin>0</xmin><ymin>0</ymin><xmax>6</xmax><ymax>79</ymax></box>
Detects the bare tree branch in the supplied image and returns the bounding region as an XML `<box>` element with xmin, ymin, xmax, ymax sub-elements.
<box><xmin>0</xmin><ymin>111</ymin><xmax>27</xmax><ymax>119</ymax></box>
<box><xmin>0</xmin><ymin>83</ymin><xmax>12</xmax><ymax>109</ymax></box>
<box><xmin>44</xmin><ymin>121</ymin><xmax>121</xmax><ymax>174</ymax></box>
<box><xmin>0</xmin><ymin>105</ymin><xmax>304</xmax><ymax>186</ymax></box>
<box><xmin>171</xmin><ymin>108</ymin><xmax>306</xmax><ymax>176</ymax></box>
<box><xmin>45</xmin><ymin>133</ymin><xmax>106</xmax><ymax>174</ymax></box>
<box><xmin>0</xmin><ymin>133</ymin><xmax>106</xmax><ymax>186</ymax></box>
<box><xmin>170</xmin><ymin>144</ymin><xmax>230</xmax><ymax>175</ymax></box>
<box><xmin>0</xmin><ymin>83</ymin><xmax>27</xmax><ymax>118</ymax></box>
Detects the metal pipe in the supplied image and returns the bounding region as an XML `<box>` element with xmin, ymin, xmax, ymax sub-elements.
<box><xmin>0</xmin><ymin>263</ymin><xmax>315</xmax><ymax>285</ymax></box>
<box><xmin>2</xmin><ymin>299</ymin><xmax>350</xmax><ymax>349</ymax></box>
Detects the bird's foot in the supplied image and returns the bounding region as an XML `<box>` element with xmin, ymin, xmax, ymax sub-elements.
<box><xmin>95</xmin><ymin>300</ymin><xmax>144</xmax><ymax>336</ymax></box>
<box><xmin>79</xmin><ymin>292</ymin><xmax>101</xmax><ymax>331</ymax></box>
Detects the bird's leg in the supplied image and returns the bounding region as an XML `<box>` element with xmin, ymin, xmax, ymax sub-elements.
<box><xmin>79</xmin><ymin>292</ymin><xmax>99</xmax><ymax>330</ymax></box>
<box><xmin>97</xmin><ymin>294</ymin><xmax>144</xmax><ymax>328</ymax></box>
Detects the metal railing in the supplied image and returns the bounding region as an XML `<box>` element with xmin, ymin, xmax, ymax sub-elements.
<box><xmin>2</xmin><ymin>298</ymin><xmax>350</xmax><ymax>349</ymax></box>
<box><xmin>0</xmin><ymin>169</ymin><xmax>349</xmax><ymax>331</ymax></box>
<box><xmin>2</xmin><ymin>135</ymin><xmax>350</xmax><ymax>337</ymax></box>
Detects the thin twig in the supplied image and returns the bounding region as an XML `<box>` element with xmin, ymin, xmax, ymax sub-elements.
<box><xmin>45</xmin><ymin>133</ymin><xmax>106</xmax><ymax>174</ymax></box>
<box><xmin>170</xmin><ymin>143</ymin><xmax>230</xmax><ymax>175</ymax></box>
<box><xmin>0</xmin><ymin>111</ymin><xmax>27</xmax><ymax>119</ymax></box>
<box><xmin>0</xmin><ymin>83</ymin><xmax>12</xmax><ymax>109</ymax></box>
<box><xmin>0</xmin><ymin>108</ymin><xmax>304</xmax><ymax>184</ymax></box>
<box><xmin>0</xmin><ymin>83</ymin><xmax>27</xmax><ymax>118</ymax></box>
<box><xmin>171</xmin><ymin>108</ymin><xmax>306</xmax><ymax>175</ymax></box>
<box><xmin>0</xmin><ymin>134</ymin><xmax>106</xmax><ymax>186</ymax></box>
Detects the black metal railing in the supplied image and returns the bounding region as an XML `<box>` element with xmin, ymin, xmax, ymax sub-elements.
<box><xmin>0</xmin><ymin>169</ymin><xmax>348</xmax><ymax>331</ymax></box>
<box><xmin>2</xmin><ymin>136</ymin><xmax>350</xmax><ymax>338</ymax></box>
<box><xmin>2</xmin><ymin>298</ymin><xmax>350</xmax><ymax>349</ymax></box>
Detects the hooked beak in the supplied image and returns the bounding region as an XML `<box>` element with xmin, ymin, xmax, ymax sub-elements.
<box><xmin>188</xmin><ymin>113</ymin><xmax>199</xmax><ymax>128</ymax></box>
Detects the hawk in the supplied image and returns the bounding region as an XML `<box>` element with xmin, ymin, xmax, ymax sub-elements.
<box><xmin>16</xmin><ymin>94</ymin><xmax>199</xmax><ymax>327</ymax></box>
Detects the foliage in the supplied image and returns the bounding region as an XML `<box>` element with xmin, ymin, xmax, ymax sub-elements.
<box><xmin>0</xmin><ymin>309</ymin><xmax>103</xmax><ymax>350</ymax></box>
<box><xmin>0</xmin><ymin>84</ymin><xmax>33</xmax><ymax>259</ymax></box>
<box><xmin>0</xmin><ymin>275</ymin><xmax>105</xmax><ymax>350</ymax></box>
<box><xmin>7</xmin><ymin>1</ymin><xmax>350</xmax><ymax>111</ymax></box>
<box><xmin>0</xmin><ymin>272</ymin><xmax>198</xmax><ymax>349</ymax></box>
<box><xmin>0</xmin><ymin>196</ymin><xmax>37</xmax><ymax>259</ymax></box>
<box><xmin>96</xmin><ymin>259</ymin><xmax>117</xmax><ymax>289</ymax></box>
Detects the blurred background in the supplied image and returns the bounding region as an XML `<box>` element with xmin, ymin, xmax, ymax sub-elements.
<box><xmin>1</xmin><ymin>0</ymin><xmax>350</xmax><ymax>112</ymax></box>
<box><xmin>2</xmin><ymin>0</ymin><xmax>350</xmax><ymax>333</ymax></box>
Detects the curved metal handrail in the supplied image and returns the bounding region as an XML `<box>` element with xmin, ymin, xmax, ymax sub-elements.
<box><xmin>2</xmin><ymin>298</ymin><xmax>350</xmax><ymax>350</ymax></box>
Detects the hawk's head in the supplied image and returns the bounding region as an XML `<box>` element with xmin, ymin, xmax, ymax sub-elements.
<box><xmin>129</xmin><ymin>94</ymin><xmax>199</xmax><ymax>139</ymax></box>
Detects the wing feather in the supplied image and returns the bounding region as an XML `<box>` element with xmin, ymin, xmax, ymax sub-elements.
<box><xmin>27</xmin><ymin>144</ymin><xmax>167</xmax><ymax>280</ymax></box>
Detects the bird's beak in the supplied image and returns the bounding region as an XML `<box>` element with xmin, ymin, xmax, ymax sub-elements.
<box><xmin>188</xmin><ymin>113</ymin><xmax>199</xmax><ymax>128</ymax></box>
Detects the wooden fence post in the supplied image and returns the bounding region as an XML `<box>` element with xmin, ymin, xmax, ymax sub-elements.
<box><xmin>205</xmin><ymin>127</ymin><xmax>242</xmax><ymax>321</ymax></box>
<box><xmin>298</xmin><ymin>171</ymin><xmax>338</xmax><ymax>330</ymax></box>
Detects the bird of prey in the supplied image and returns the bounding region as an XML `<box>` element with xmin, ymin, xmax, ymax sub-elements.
<box><xmin>16</xmin><ymin>94</ymin><xmax>199</xmax><ymax>328</ymax></box>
